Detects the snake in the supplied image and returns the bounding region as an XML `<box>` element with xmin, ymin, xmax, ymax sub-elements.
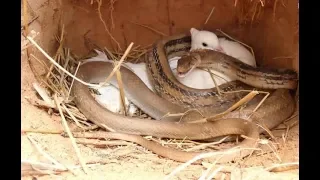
<box><xmin>176</xmin><ymin>49</ymin><xmax>297</xmax><ymax>90</ymax></box>
<box><xmin>71</xmin><ymin>33</ymin><xmax>297</xmax><ymax>164</ymax></box>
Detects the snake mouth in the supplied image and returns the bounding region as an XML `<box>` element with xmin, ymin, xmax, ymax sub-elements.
<box><xmin>177</xmin><ymin>72</ymin><xmax>187</xmax><ymax>78</ymax></box>
<box><xmin>176</xmin><ymin>66</ymin><xmax>196</xmax><ymax>78</ymax></box>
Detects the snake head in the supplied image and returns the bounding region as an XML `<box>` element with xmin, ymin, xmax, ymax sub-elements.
<box><xmin>176</xmin><ymin>53</ymin><xmax>201</xmax><ymax>78</ymax></box>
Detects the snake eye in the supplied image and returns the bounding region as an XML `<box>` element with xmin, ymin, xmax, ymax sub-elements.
<box><xmin>202</xmin><ymin>43</ymin><xmax>208</xmax><ymax>47</ymax></box>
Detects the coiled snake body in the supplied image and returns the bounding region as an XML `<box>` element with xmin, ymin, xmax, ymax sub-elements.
<box><xmin>71</xmin><ymin>33</ymin><xmax>297</xmax><ymax>164</ymax></box>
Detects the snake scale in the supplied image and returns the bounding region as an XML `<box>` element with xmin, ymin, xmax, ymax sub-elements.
<box><xmin>71</xmin><ymin>33</ymin><xmax>297</xmax><ymax>164</ymax></box>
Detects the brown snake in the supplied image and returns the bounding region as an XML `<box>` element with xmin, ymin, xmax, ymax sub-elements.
<box><xmin>176</xmin><ymin>49</ymin><xmax>297</xmax><ymax>90</ymax></box>
<box><xmin>71</xmin><ymin>33</ymin><xmax>297</xmax><ymax>164</ymax></box>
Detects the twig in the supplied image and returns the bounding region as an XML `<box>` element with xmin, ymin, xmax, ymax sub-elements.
<box><xmin>26</xmin><ymin>135</ymin><xmax>66</xmax><ymax>170</ymax></box>
<box><xmin>21</xmin><ymin>31</ymin><xmax>39</xmax><ymax>51</ymax></box>
<box><xmin>265</xmin><ymin>140</ymin><xmax>281</xmax><ymax>162</ymax></box>
<box><xmin>104</xmin><ymin>46</ymin><xmax>118</xmax><ymax>60</ymax></box>
<box><xmin>207</xmin><ymin>90</ymin><xmax>259</xmax><ymax>121</ymax></box>
<box><xmin>22</xmin><ymin>0</ymin><xmax>29</xmax><ymax>34</ymax></box>
<box><xmin>28</xmin><ymin>57</ymin><xmax>60</xmax><ymax>92</ymax></box>
<box><xmin>25</xmin><ymin>97</ymin><xmax>89</xmax><ymax>121</ymax></box>
<box><xmin>116</xmin><ymin>68</ymin><xmax>127</xmax><ymax>115</ymax></box>
<box><xmin>185</xmin><ymin>136</ymin><xmax>229</xmax><ymax>152</ymax></box>
<box><xmin>59</xmin><ymin>48</ymin><xmax>71</xmax><ymax>86</ymax></box>
<box><xmin>257</xmin><ymin>123</ymin><xmax>276</xmax><ymax>140</ymax></box>
<box><xmin>130</xmin><ymin>21</ymin><xmax>168</xmax><ymax>37</ymax></box>
<box><xmin>178</xmin><ymin>109</ymin><xmax>204</xmax><ymax>122</ymax></box>
<box><xmin>201</xmin><ymin>162</ymin><xmax>237</xmax><ymax>173</ymax></box>
<box><xmin>221</xmin><ymin>89</ymin><xmax>266</xmax><ymax>94</ymax></box>
<box><xmin>204</xmin><ymin>166</ymin><xmax>224</xmax><ymax>180</ymax></box>
<box><xmin>272</xmin><ymin>56</ymin><xmax>294</xmax><ymax>60</ymax></box>
<box><xmin>200</xmin><ymin>68</ymin><xmax>230</xmax><ymax>84</ymax></box>
<box><xmin>204</xmin><ymin>7</ymin><xmax>215</xmax><ymax>25</ymax></box>
<box><xmin>282</xmin><ymin>125</ymin><xmax>290</xmax><ymax>144</ymax></box>
<box><xmin>207</xmin><ymin>68</ymin><xmax>221</xmax><ymax>95</ymax></box>
<box><xmin>25</xmin><ymin>96</ymin><xmax>56</xmax><ymax>109</ymax></box>
<box><xmin>22</xmin><ymin>129</ymin><xmax>62</xmax><ymax>134</ymax></box>
<box><xmin>74</xmin><ymin>5</ymin><xmax>90</xmax><ymax>13</ymax></box>
<box><xmin>44</xmin><ymin>77</ymin><xmax>61</xmax><ymax>93</ymax></box>
<box><xmin>259</xmin><ymin>0</ymin><xmax>265</xmax><ymax>6</ymax></box>
<box><xmin>159</xmin><ymin>109</ymin><xmax>204</xmax><ymax>121</ymax></box>
<box><xmin>21</xmin><ymin>16</ymin><xmax>39</xmax><ymax>30</ymax></box>
<box><xmin>61</xmin><ymin>103</ymin><xmax>85</xmax><ymax>129</ymax></box>
<box><xmin>99</xmin><ymin>42</ymin><xmax>134</xmax><ymax>87</ymax></box>
<box><xmin>199</xmin><ymin>162</ymin><xmax>217</xmax><ymax>180</ymax></box>
<box><xmin>96</xmin><ymin>0</ymin><xmax>121</xmax><ymax>50</ymax></box>
<box><xmin>266</xmin><ymin>162</ymin><xmax>299</xmax><ymax>172</ymax></box>
<box><xmin>22</xmin><ymin>170</ymin><xmax>61</xmax><ymax>176</ymax></box>
<box><xmin>284</xmin><ymin>113</ymin><xmax>298</xmax><ymax>124</ymax></box>
<box><xmin>76</xmin><ymin>139</ymin><xmax>133</xmax><ymax>147</ymax></box>
<box><xmin>67</xmin><ymin>61</ymin><xmax>81</xmax><ymax>99</ymax></box>
<box><xmin>53</xmin><ymin>94</ymin><xmax>88</xmax><ymax>174</ymax></box>
<box><xmin>22</xmin><ymin>125</ymin><xmax>99</xmax><ymax>134</ymax></box>
<box><xmin>45</xmin><ymin>24</ymin><xmax>65</xmax><ymax>80</ymax></box>
<box><xmin>108</xmin><ymin>48</ymin><xmax>128</xmax><ymax>115</ymax></box>
<box><xmin>21</xmin><ymin>160</ymin><xmax>67</xmax><ymax>174</ymax></box>
<box><xmin>24</xmin><ymin>136</ymin><xmax>77</xmax><ymax>176</ymax></box>
<box><xmin>29</xmin><ymin>54</ymin><xmax>58</xmax><ymax>83</ymax></box>
<box><xmin>243</xmin><ymin>162</ymin><xmax>299</xmax><ymax>180</ymax></box>
<box><xmin>27</xmin><ymin>36</ymin><xmax>101</xmax><ymax>88</ymax></box>
<box><xmin>165</xmin><ymin>147</ymin><xmax>260</xmax><ymax>180</ymax></box>
<box><xmin>78</xmin><ymin>124</ymin><xmax>100</xmax><ymax>131</ymax></box>
<box><xmin>22</xmin><ymin>160</ymin><xmax>98</xmax><ymax>176</ymax></box>
<box><xmin>249</xmin><ymin>92</ymin><xmax>270</xmax><ymax>118</ymax></box>
<box><xmin>251</xmin><ymin>1</ymin><xmax>259</xmax><ymax>23</ymax></box>
<box><xmin>217</xmin><ymin>29</ymin><xmax>255</xmax><ymax>60</ymax></box>
<box><xmin>273</xmin><ymin>0</ymin><xmax>279</xmax><ymax>22</ymax></box>
<box><xmin>109</xmin><ymin>0</ymin><xmax>117</xmax><ymax>29</ymax></box>
<box><xmin>32</xmin><ymin>83</ymin><xmax>54</xmax><ymax>106</ymax></box>
<box><xmin>151</xmin><ymin>140</ymin><xmax>194</xmax><ymax>146</ymax></box>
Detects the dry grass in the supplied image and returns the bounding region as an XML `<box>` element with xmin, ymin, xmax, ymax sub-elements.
<box><xmin>95</xmin><ymin>0</ymin><xmax>121</xmax><ymax>51</ymax></box>
<box><xmin>234</xmin><ymin>0</ymin><xmax>269</xmax><ymax>25</ymax></box>
<box><xmin>130</xmin><ymin>21</ymin><xmax>168</xmax><ymax>37</ymax></box>
<box><xmin>234</xmin><ymin>0</ymin><xmax>289</xmax><ymax>26</ymax></box>
<box><xmin>204</xmin><ymin>6</ymin><xmax>215</xmax><ymax>25</ymax></box>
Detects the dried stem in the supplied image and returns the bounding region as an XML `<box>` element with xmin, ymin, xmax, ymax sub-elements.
<box><xmin>27</xmin><ymin>36</ymin><xmax>101</xmax><ymax>87</ymax></box>
<box><xmin>53</xmin><ymin>94</ymin><xmax>88</xmax><ymax>174</ymax></box>
<box><xmin>217</xmin><ymin>29</ymin><xmax>255</xmax><ymax>60</ymax></box>
<box><xmin>207</xmin><ymin>90</ymin><xmax>259</xmax><ymax>121</ymax></box>
<box><xmin>130</xmin><ymin>21</ymin><xmax>168</xmax><ymax>37</ymax></box>
<box><xmin>96</xmin><ymin>0</ymin><xmax>121</xmax><ymax>50</ymax></box>
<box><xmin>165</xmin><ymin>147</ymin><xmax>260</xmax><ymax>180</ymax></box>
<box><xmin>67</xmin><ymin>61</ymin><xmax>81</xmax><ymax>99</ymax></box>
<box><xmin>207</xmin><ymin>68</ymin><xmax>221</xmax><ymax>95</ymax></box>
<box><xmin>26</xmin><ymin>135</ymin><xmax>66</xmax><ymax>170</ymax></box>
<box><xmin>99</xmin><ymin>42</ymin><xmax>134</xmax><ymax>86</ymax></box>
<box><xmin>204</xmin><ymin>7</ymin><xmax>215</xmax><ymax>25</ymax></box>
